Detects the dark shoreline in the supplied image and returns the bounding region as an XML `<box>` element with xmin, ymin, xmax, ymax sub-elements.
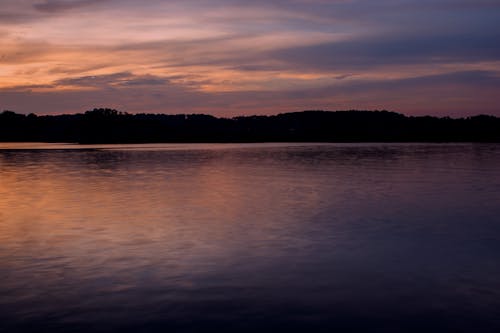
<box><xmin>2</xmin><ymin>109</ymin><xmax>499</xmax><ymax>143</ymax></box>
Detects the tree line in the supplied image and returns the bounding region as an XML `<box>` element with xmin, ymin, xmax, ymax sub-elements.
<box><xmin>0</xmin><ymin>108</ymin><xmax>499</xmax><ymax>143</ymax></box>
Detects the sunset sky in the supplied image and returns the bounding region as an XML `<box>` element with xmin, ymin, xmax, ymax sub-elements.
<box><xmin>1</xmin><ymin>0</ymin><xmax>499</xmax><ymax>116</ymax></box>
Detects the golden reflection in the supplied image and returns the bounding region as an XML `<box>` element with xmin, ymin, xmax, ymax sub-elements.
<box><xmin>0</xmin><ymin>147</ymin><xmax>325</xmax><ymax>273</ymax></box>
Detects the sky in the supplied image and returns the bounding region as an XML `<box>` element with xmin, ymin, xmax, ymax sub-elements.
<box><xmin>1</xmin><ymin>0</ymin><xmax>500</xmax><ymax>117</ymax></box>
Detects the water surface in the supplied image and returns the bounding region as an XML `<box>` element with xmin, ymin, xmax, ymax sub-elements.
<box><xmin>1</xmin><ymin>143</ymin><xmax>499</xmax><ymax>332</ymax></box>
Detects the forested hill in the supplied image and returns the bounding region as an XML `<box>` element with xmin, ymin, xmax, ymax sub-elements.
<box><xmin>1</xmin><ymin>109</ymin><xmax>499</xmax><ymax>143</ymax></box>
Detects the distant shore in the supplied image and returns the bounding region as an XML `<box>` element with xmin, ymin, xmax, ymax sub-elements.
<box><xmin>1</xmin><ymin>109</ymin><xmax>499</xmax><ymax>143</ymax></box>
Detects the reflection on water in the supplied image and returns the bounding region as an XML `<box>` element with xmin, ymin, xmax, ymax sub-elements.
<box><xmin>1</xmin><ymin>143</ymin><xmax>500</xmax><ymax>332</ymax></box>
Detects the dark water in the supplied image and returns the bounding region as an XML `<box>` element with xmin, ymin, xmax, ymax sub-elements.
<box><xmin>1</xmin><ymin>143</ymin><xmax>499</xmax><ymax>332</ymax></box>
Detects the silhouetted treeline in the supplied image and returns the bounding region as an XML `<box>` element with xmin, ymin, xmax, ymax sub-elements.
<box><xmin>1</xmin><ymin>108</ymin><xmax>499</xmax><ymax>143</ymax></box>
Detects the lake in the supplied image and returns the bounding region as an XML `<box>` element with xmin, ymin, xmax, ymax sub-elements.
<box><xmin>1</xmin><ymin>143</ymin><xmax>499</xmax><ymax>332</ymax></box>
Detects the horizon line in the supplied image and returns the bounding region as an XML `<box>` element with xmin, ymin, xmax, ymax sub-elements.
<box><xmin>2</xmin><ymin>108</ymin><xmax>499</xmax><ymax>120</ymax></box>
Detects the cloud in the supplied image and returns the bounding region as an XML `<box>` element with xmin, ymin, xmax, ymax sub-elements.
<box><xmin>272</xmin><ymin>32</ymin><xmax>500</xmax><ymax>71</ymax></box>
<box><xmin>386</xmin><ymin>70</ymin><xmax>500</xmax><ymax>88</ymax></box>
<box><xmin>410</xmin><ymin>0</ymin><xmax>500</xmax><ymax>10</ymax></box>
<box><xmin>53</xmin><ymin>72</ymin><xmax>172</xmax><ymax>88</ymax></box>
<box><xmin>33</xmin><ymin>0</ymin><xmax>107</xmax><ymax>13</ymax></box>
<box><xmin>117</xmin><ymin>76</ymin><xmax>170</xmax><ymax>87</ymax></box>
<box><xmin>0</xmin><ymin>40</ymin><xmax>65</xmax><ymax>64</ymax></box>
<box><xmin>0</xmin><ymin>84</ymin><xmax>55</xmax><ymax>92</ymax></box>
<box><xmin>54</xmin><ymin>72</ymin><xmax>132</xmax><ymax>88</ymax></box>
<box><xmin>0</xmin><ymin>12</ymin><xmax>38</xmax><ymax>24</ymax></box>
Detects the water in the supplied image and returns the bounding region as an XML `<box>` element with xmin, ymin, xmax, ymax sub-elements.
<box><xmin>1</xmin><ymin>143</ymin><xmax>499</xmax><ymax>332</ymax></box>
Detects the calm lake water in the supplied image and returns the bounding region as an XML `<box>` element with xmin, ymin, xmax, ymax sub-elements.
<box><xmin>1</xmin><ymin>143</ymin><xmax>499</xmax><ymax>332</ymax></box>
